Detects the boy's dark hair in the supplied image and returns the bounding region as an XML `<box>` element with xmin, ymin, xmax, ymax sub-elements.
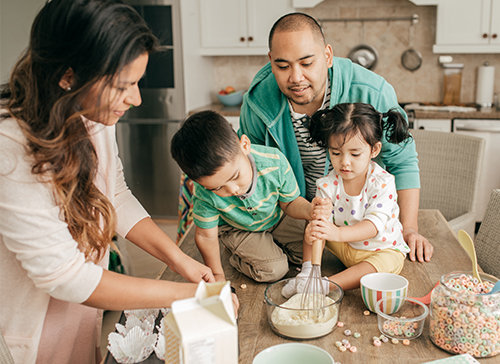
<box><xmin>309</xmin><ymin>103</ymin><xmax>411</xmax><ymax>149</ymax></box>
<box><xmin>171</xmin><ymin>110</ymin><xmax>241</xmax><ymax>180</ymax></box>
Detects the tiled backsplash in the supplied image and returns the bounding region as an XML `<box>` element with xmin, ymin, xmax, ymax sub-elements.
<box><xmin>211</xmin><ymin>0</ymin><xmax>500</xmax><ymax>104</ymax></box>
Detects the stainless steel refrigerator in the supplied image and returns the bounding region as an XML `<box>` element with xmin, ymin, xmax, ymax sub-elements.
<box><xmin>117</xmin><ymin>0</ymin><xmax>185</xmax><ymax>219</ymax></box>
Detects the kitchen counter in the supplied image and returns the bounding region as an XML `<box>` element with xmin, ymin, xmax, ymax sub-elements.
<box><xmin>188</xmin><ymin>103</ymin><xmax>241</xmax><ymax>117</ymax></box>
<box><xmin>412</xmin><ymin>108</ymin><xmax>500</xmax><ymax>120</ymax></box>
<box><xmin>190</xmin><ymin>103</ymin><xmax>500</xmax><ymax>120</ymax></box>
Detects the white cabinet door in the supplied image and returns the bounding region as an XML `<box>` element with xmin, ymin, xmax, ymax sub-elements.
<box><xmin>200</xmin><ymin>0</ymin><xmax>293</xmax><ymax>55</ymax></box>
<box><xmin>413</xmin><ymin>119</ymin><xmax>451</xmax><ymax>132</ymax></box>
<box><xmin>433</xmin><ymin>0</ymin><xmax>500</xmax><ymax>53</ymax></box>
<box><xmin>491</xmin><ymin>0</ymin><xmax>500</xmax><ymax>46</ymax></box>
<box><xmin>247</xmin><ymin>0</ymin><xmax>291</xmax><ymax>50</ymax></box>
<box><xmin>200</xmin><ymin>0</ymin><xmax>247</xmax><ymax>49</ymax></box>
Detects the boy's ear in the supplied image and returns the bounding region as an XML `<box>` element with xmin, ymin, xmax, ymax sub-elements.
<box><xmin>239</xmin><ymin>134</ymin><xmax>251</xmax><ymax>155</ymax></box>
<box><xmin>371</xmin><ymin>142</ymin><xmax>382</xmax><ymax>159</ymax></box>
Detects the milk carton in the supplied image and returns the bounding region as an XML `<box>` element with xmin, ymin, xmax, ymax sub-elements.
<box><xmin>163</xmin><ymin>281</ymin><xmax>238</xmax><ymax>364</ymax></box>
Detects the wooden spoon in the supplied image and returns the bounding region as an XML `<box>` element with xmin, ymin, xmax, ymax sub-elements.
<box><xmin>457</xmin><ymin>230</ymin><xmax>482</xmax><ymax>284</ymax></box>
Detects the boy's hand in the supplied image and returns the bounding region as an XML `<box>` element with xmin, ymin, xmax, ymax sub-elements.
<box><xmin>309</xmin><ymin>216</ymin><xmax>340</xmax><ymax>242</ymax></box>
<box><xmin>214</xmin><ymin>273</ymin><xmax>226</xmax><ymax>282</ymax></box>
<box><xmin>304</xmin><ymin>222</ymin><xmax>315</xmax><ymax>245</ymax></box>
<box><xmin>311</xmin><ymin>197</ymin><xmax>333</xmax><ymax>220</ymax></box>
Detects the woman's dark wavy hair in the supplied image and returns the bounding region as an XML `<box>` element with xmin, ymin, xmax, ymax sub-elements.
<box><xmin>309</xmin><ymin>103</ymin><xmax>411</xmax><ymax>149</ymax></box>
<box><xmin>0</xmin><ymin>0</ymin><xmax>158</xmax><ymax>261</ymax></box>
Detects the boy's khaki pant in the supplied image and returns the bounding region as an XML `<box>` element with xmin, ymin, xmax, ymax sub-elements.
<box><xmin>218</xmin><ymin>215</ymin><xmax>306</xmax><ymax>282</ymax></box>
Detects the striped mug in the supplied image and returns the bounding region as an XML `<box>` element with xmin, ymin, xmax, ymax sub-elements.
<box><xmin>360</xmin><ymin>273</ymin><xmax>408</xmax><ymax>314</ymax></box>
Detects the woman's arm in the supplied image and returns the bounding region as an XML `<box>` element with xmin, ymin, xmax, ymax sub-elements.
<box><xmin>124</xmin><ymin>217</ymin><xmax>215</xmax><ymax>284</ymax></box>
<box><xmin>83</xmin><ymin>269</ymin><xmax>197</xmax><ymax>310</ymax></box>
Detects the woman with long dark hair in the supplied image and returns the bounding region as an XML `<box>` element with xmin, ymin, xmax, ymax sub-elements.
<box><xmin>0</xmin><ymin>1</ymin><xmax>219</xmax><ymax>362</ymax></box>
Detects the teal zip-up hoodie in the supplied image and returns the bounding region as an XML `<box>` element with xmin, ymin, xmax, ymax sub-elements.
<box><xmin>238</xmin><ymin>56</ymin><xmax>420</xmax><ymax>198</ymax></box>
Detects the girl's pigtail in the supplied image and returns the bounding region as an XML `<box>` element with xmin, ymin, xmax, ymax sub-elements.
<box><xmin>383</xmin><ymin>108</ymin><xmax>411</xmax><ymax>144</ymax></box>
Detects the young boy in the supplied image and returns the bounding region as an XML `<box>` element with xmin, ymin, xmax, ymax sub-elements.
<box><xmin>171</xmin><ymin>110</ymin><xmax>329</xmax><ymax>282</ymax></box>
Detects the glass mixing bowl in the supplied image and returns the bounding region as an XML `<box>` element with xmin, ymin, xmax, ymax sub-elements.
<box><xmin>264</xmin><ymin>278</ymin><xmax>343</xmax><ymax>340</ymax></box>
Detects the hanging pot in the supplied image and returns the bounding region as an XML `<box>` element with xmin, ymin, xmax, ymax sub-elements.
<box><xmin>401</xmin><ymin>48</ymin><xmax>422</xmax><ymax>72</ymax></box>
<box><xmin>348</xmin><ymin>44</ymin><xmax>378</xmax><ymax>70</ymax></box>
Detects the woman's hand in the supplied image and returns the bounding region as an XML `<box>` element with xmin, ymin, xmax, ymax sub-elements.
<box><xmin>308</xmin><ymin>216</ymin><xmax>340</xmax><ymax>242</ymax></box>
<box><xmin>171</xmin><ymin>253</ymin><xmax>215</xmax><ymax>283</ymax></box>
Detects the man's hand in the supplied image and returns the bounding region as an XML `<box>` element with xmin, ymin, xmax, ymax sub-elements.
<box><xmin>404</xmin><ymin>228</ymin><xmax>433</xmax><ymax>262</ymax></box>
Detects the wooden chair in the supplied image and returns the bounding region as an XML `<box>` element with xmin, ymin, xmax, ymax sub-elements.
<box><xmin>474</xmin><ymin>189</ymin><xmax>500</xmax><ymax>278</ymax></box>
<box><xmin>411</xmin><ymin>129</ymin><xmax>485</xmax><ymax>236</ymax></box>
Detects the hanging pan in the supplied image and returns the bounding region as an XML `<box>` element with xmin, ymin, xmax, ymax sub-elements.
<box><xmin>401</xmin><ymin>21</ymin><xmax>422</xmax><ymax>72</ymax></box>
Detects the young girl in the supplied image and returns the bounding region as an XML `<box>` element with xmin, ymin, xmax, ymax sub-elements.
<box><xmin>284</xmin><ymin>103</ymin><xmax>412</xmax><ymax>294</ymax></box>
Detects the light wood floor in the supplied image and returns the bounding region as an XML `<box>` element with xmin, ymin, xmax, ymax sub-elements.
<box><xmin>100</xmin><ymin>219</ymin><xmax>177</xmax><ymax>358</ymax></box>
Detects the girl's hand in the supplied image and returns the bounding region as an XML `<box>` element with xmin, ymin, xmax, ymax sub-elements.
<box><xmin>311</xmin><ymin>197</ymin><xmax>333</xmax><ymax>220</ymax></box>
<box><xmin>309</xmin><ymin>216</ymin><xmax>341</xmax><ymax>242</ymax></box>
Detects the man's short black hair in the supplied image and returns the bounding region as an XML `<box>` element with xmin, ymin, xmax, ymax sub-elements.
<box><xmin>171</xmin><ymin>110</ymin><xmax>241</xmax><ymax>181</ymax></box>
<box><xmin>268</xmin><ymin>12</ymin><xmax>325</xmax><ymax>50</ymax></box>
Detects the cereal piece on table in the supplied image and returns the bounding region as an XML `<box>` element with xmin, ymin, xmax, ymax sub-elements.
<box><xmin>349</xmin><ymin>346</ymin><xmax>357</xmax><ymax>352</ymax></box>
<box><xmin>391</xmin><ymin>338</ymin><xmax>399</xmax><ymax>344</ymax></box>
<box><xmin>344</xmin><ymin>329</ymin><xmax>352</xmax><ymax>336</ymax></box>
<box><xmin>373</xmin><ymin>339</ymin><xmax>382</xmax><ymax>347</ymax></box>
<box><xmin>337</xmin><ymin>321</ymin><xmax>344</xmax><ymax>327</ymax></box>
<box><xmin>353</xmin><ymin>332</ymin><xmax>361</xmax><ymax>338</ymax></box>
<box><xmin>402</xmin><ymin>339</ymin><xmax>410</xmax><ymax>346</ymax></box>
<box><xmin>335</xmin><ymin>341</ymin><xmax>343</xmax><ymax>348</ymax></box>
<box><xmin>240</xmin><ymin>283</ymin><xmax>247</xmax><ymax>289</ymax></box>
<box><xmin>372</xmin><ymin>336</ymin><xmax>380</xmax><ymax>341</ymax></box>
<box><xmin>363</xmin><ymin>310</ymin><xmax>371</xmax><ymax>316</ymax></box>
<box><xmin>339</xmin><ymin>346</ymin><xmax>347</xmax><ymax>352</ymax></box>
<box><xmin>341</xmin><ymin>339</ymin><xmax>349</xmax><ymax>345</ymax></box>
<box><xmin>380</xmin><ymin>335</ymin><xmax>389</xmax><ymax>343</ymax></box>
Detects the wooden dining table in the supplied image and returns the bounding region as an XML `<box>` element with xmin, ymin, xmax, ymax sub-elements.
<box><xmin>104</xmin><ymin>209</ymin><xmax>498</xmax><ymax>363</ymax></box>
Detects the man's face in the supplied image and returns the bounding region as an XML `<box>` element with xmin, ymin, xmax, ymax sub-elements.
<box><xmin>268</xmin><ymin>29</ymin><xmax>333</xmax><ymax>116</ymax></box>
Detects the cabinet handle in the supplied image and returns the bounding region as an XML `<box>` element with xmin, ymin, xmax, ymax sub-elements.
<box><xmin>482</xmin><ymin>33</ymin><xmax>488</xmax><ymax>38</ymax></box>
<box><xmin>240</xmin><ymin>37</ymin><xmax>245</xmax><ymax>42</ymax></box>
<box><xmin>493</xmin><ymin>33</ymin><xmax>498</xmax><ymax>39</ymax></box>
<box><xmin>248</xmin><ymin>36</ymin><xmax>254</xmax><ymax>42</ymax></box>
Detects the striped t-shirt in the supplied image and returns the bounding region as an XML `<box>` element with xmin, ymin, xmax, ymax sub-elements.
<box><xmin>289</xmin><ymin>77</ymin><xmax>332</xmax><ymax>201</ymax></box>
<box><xmin>192</xmin><ymin>144</ymin><xmax>300</xmax><ymax>231</ymax></box>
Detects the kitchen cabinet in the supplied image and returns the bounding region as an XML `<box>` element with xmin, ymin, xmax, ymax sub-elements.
<box><xmin>412</xmin><ymin>118</ymin><xmax>452</xmax><ymax>132</ymax></box>
<box><xmin>434</xmin><ymin>0</ymin><xmax>500</xmax><ymax>53</ymax></box>
<box><xmin>199</xmin><ymin>0</ymin><xmax>293</xmax><ymax>55</ymax></box>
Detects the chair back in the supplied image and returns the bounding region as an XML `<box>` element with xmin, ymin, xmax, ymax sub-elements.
<box><xmin>411</xmin><ymin>130</ymin><xmax>484</xmax><ymax>221</ymax></box>
<box><xmin>475</xmin><ymin>189</ymin><xmax>500</xmax><ymax>278</ymax></box>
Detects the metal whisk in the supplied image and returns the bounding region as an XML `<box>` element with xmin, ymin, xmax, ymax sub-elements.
<box><xmin>300</xmin><ymin>239</ymin><xmax>327</xmax><ymax>320</ymax></box>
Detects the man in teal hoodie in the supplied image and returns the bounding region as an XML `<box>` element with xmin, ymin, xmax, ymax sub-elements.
<box><xmin>238</xmin><ymin>12</ymin><xmax>433</xmax><ymax>262</ymax></box>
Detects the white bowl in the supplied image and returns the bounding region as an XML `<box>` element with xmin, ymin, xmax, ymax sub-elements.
<box><xmin>253</xmin><ymin>343</ymin><xmax>335</xmax><ymax>364</ymax></box>
<box><xmin>360</xmin><ymin>272</ymin><xmax>408</xmax><ymax>313</ymax></box>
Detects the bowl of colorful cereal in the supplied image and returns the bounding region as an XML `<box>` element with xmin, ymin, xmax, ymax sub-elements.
<box><xmin>375</xmin><ymin>297</ymin><xmax>428</xmax><ymax>340</ymax></box>
<box><xmin>429</xmin><ymin>271</ymin><xmax>499</xmax><ymax>358</ymax></box>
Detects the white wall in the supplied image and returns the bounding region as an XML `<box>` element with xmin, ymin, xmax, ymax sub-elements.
<box><xmin>179</xmin><ymin>0</ymin><xmax>214</xmax><ymax>113</ymax></box>
<box><xmin>0</xmin><ymin>0</ymin><xmax>45</xmax><ymax>84</ymax></box>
